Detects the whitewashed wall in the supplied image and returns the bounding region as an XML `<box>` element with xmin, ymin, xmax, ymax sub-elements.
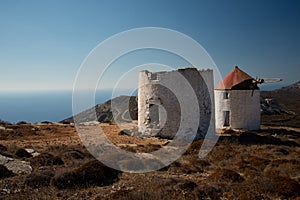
<box><xmin>215</xmin><ymin>89</ymin><xmax>260</xmax><ymax>131</ymax></box>
<box><xmin>138</xmin><ymin>68</ymin><xmax>215</xmax><ymax>139</ymax></box>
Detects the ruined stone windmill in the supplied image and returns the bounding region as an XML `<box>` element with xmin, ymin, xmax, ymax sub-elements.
<box><xmin>137</xmin><ymin>67</ymin><xmax>215</xmax><ymax>139</ymax></box>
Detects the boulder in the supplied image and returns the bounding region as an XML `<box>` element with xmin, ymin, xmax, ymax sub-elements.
<box><xmin>261</xmin><ymin>98</ymin><xmax>283</xmax><ymax>115</ymax></box>
<box><xmin>0</xmin><ymin>154</ymin><xmax>32</xmax><ymax>174</ymax></box>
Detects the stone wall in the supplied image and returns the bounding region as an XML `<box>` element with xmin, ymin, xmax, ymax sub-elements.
<box><xmin>138</xmin><ymin>68</ymin><xmax>215</xmax><ymax>139</ymax></box>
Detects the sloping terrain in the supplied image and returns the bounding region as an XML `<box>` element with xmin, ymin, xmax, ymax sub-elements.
<box><xmin>61</xmin><ymin>96</ymin><xmax>138</xmax><ymax>124</ymax></box>
<box><xmin>261</xmin><ymin>81</ymin><xmax>300</xmax><ymax>127</ymax></box>
<box><xmin>0</xmin><ymin>122</ymin><xmax>299</xmax><ymax>199</ymax></box>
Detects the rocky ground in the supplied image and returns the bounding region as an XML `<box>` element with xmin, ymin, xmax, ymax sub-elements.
<box><xmin>261</xmin><ymin>81</ymin><xmax>300</xmax><ymax>128</ymax></box>
<box><xmin>0</xmin><ymin>121</ymin><xmax>300</xmax><ymax>200</ymax></box>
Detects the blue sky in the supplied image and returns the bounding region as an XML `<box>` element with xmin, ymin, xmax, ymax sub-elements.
<box><xmin>0</xmin><ymin>0</ymin><xmax>299</xmax><ymax>91</ymax></box>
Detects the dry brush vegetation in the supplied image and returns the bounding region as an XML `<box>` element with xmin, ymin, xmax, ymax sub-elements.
<box><xmin>0</xmin><ymin>122</ymin><xmax>299</xmax><ymax>200</ymax></box>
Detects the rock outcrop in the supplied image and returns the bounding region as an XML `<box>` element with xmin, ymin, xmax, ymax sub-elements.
<box><xmin>261</xmin><ymin>80</ymin><xmax>300</xmax><ymax>127</ymax></box>
<box><xmin>261</xmin><ymin>98</ymin><xmax>283</xmax><ymax>115</ymax></box>
<box><xmin>61</xmin><ymin>96</ymin><xmax>138</xmax><ymax>124</ymax></box>
<box><xmin>0</xmin><ymin>154</ymin><xmax>32</xmax><ymax>174</ymax></box>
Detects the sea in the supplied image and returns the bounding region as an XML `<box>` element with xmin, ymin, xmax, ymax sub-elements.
<box><xmin>0</xmin><ymin>89</ymin><xmax>136</xmax><ymax>124</ymax></box>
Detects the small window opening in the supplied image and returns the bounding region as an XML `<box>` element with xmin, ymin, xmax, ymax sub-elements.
<box><xmin>224</xmin><ymin>92</ymin><xmax>229</xmax><ymax>99</ymax></box>
<box><xmin>150</xmin><ymin>73</ymin><xmax>158</xmax><ymax>80</ymax></box>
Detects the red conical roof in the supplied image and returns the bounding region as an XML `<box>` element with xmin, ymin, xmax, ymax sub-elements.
<box><xmin>215</xmin><ymin>66</ymin><xmax>254</xmax><ymax>90</ymax></box>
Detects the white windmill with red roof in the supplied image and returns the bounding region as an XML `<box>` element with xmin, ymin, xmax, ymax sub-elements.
<box><xmin>215</xmin><ymin>66</ymin><xmax>262</xmax><ymax>131</ymax></box>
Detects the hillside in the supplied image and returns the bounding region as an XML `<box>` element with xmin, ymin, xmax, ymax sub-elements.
<box><xmin>261</xmin><ymin>81</ymin><xmax>300</xmax><ymax>127</ymax></box>
<box><xmin>61</xmin><ymin>96</ymin><xmax>138</xmax><ymax>124</ymax></box>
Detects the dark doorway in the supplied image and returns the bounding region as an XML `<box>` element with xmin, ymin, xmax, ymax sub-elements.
<box><xmin>149</xmin><ymin>104</ymin><xmax>159</xmax><ymax>124</ymax></box>
<box><xmin>223</xmin><ymin>111</ymin><xmax>230</xmax><ymax>127</ymax></box>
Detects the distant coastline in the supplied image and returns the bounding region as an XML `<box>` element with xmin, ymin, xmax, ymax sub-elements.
<box><xmin>0</xmin><ymin>89</ymin><xmax>136</xmax><ymax>123</ymax></box>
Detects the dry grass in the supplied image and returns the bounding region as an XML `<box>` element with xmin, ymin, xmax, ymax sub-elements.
<box><xmin>208</xmin><ymin>168</ymin><xmax>244</xmax><ymax>183</ymax></box>
<box><xmin>0</xmin><ymin>123</ymin><xmax>299</xmax><ymax>199</ymax></box>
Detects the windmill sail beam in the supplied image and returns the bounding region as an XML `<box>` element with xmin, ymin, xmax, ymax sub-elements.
<box><xmin>261</xmin><ymin>78</ymin><xmax>282</xmax><ymax>83</ymax></box>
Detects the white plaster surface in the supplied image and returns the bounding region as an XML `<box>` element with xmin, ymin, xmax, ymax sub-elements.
<box><xmin>138</xmin><ymin>68</ymin><xmax>215</xmax><ymax>139</ymax></box>
<box><xmin>215</xmin><ymin>89</ymin><xmax>260</xmax><ymax>130</ymax></box>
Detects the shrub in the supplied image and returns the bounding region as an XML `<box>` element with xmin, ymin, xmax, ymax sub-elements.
<box><xmin>268</xmin><ymin>175</ymin><xmax>300</xmax><ymax>198</ymax></box>
<box><xmin>196</xmin><ymin>185</ymin><xmax>223</xmax><ymax>200</ymax></box>
<box><xmin>25</xmin><ymin>172</ymin><xmax>51</xmax><ymax>188</ymax></box>
<box><xmin>15</xmin><ymin>148</ymin><xmax>32</xmax><ymax>158</ymax></box>
<box><xmin>179</xmin><ymin>158</ymin><xmax>210</xmax><ymax>174</ymax></box>
<box><xmin>0</xmin><ymin>165</ymin><xmax>14</xmax><ymax>179</ymax></box>
<box><xmin>110</xmin><ymin>177</ymin><xmax>180</xmax><ymax>200</ymax></box>
<box><xmin>174</xmin><ymin>181</ymin><xmax>198</xmax><ymax>199</ymax></box>
<box><xmin>30</xmin><ymin>153</ymin><xmax>64</xmax><ymax>167</ymax></box>
<box><xmin>16</xmin><ymin>121</ymin><xmax>27</xmax><ymax>125</ymax></box>
<box><xmin>244</xmin><ymin>156</ymin><xmax>270</xmax><ymax>172</ymax></box>
<box><xmin>51</xmin><ymin>170</ymin><xmax>78</xmax><ymax>189</ymax></box>
<box><xmin>238</xmin><ymin>175</ymin><xmax>300</xmax><ymax>199</ymax></box>
<box><xmin>275</xmin><ymin>147</ymin><xmax>289</xmax><ymax>155</ymax></box>
<box><xmin>174</xmin><ymin>181</ymin><xmax>197</xmax><ymax>191</ymax></box>
<box><xmin>61</xmin><ymin>150</ymin><xmax>84</xmax><ymax>160</ymax></box>
<box><xmin>208</xmin><ymin>168</ymin><xmax>244</xmax><ymax>183</ymax></box>
<box><xmin>37</xmin><ymin>168</ymin><xmax>55</xmax><ymax>177</ymax></box>
<box><xmin>0</xmin><ymin>144</ymin><xmax>7</xmax><ymax>152</ymax></box>
<box><xmin>162</xmin><ymin>156</ymin><xmax>210</xmax><ymax>174</ymax></box>
<box><xmin>237</xmin><ymin>191</ymin><xmax>270</xmax><ymax>200</ymax></box>
<box><xmin>264</xmin><ymin>158</ymin><xmax>300</xmax><ymax>178</ymax></box>
<box><xmin>186</xmin><ymin>140</ymin><xmax>204</xmax><ymax>154</ymax></box>
<box><xmin>52</xmin><ymin>160</ymin><xmax>121</xmax><ymax>189</ymax></box>
<box><xmin>0</xmin><ymin>119</ymin><xmax>11</xmax><ymax>125</ymax></box>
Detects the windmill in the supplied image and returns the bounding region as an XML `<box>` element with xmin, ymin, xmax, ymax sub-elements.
<box><xmin>214</xmin><ymin>66</ymin><xmax>282</xmax><ymax>132</ymax></box>
<box><xmin>253</xmin><ymin>77</ymin><xmax>283</xmax><ymax>85</ymax></box>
